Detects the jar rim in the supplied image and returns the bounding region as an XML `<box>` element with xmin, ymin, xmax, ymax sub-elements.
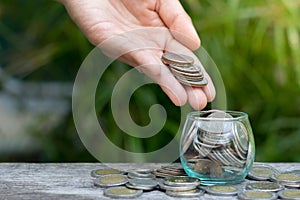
<box><xmin>187</xmin><ymin>110</ymin><xmax>248</xmax><ymax>122</ymax></box>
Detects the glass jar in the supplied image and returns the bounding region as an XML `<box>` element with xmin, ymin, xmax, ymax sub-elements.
<box><xmin>180</xmin><ymin>110</ymin><xmax>255</xmax><ymax>185</ymax></box>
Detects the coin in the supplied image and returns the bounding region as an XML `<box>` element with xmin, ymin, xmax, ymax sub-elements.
<box><xmin>278</xmin><ymin>189</ymin><xmax>300</xmax><ymax>200</ymax></box>
<box><xmin>161</xmin><ymin>163</ymin><xmax>185</xmax><ymax>172</ymax></box>
<box><xmin>127</xmin><ymin>171</ymin><xmax>156</xmax><ymax>179</ymax></box>
<box><xmin>126</xmin><ymin>178</ymin><xmax>158</xmax><ymax>190</ymax></box>
<box><xmin>205</xmin><ymin>185</ymin><xmax>239</xmax><ymax>196</ymax></box>
<box><xmin>246</xmin><ymin>181</ymin><xmax>284</xmax><ymax>192</ymax></box>
<box><xmin>163</xmin><ymin>176</ymin><xmax>200</xmax><ymax>187</ymax></box>
<box><xmin>270</xmin><ymin>173</ymin><xmax>300</xmax><ymax>187</ymax></box>
<box><xmin>248</xmin><ymin>164</ymin><xmax>279</xmax><ymax>180</ymax></box>
<box><xmin>161</xmin><ymin>52</ymin><xmax>194</xmax><ymax>66</ymax></box>
<box><xmin>158</xmin><ymin>181</ymin><xmax>197</xmax><ymax>191</ymax></box>
<box><xmin>90</xmin><ymin>168</ymin><xmax>125</xmax><ymax>177</ymax></box>
<box><xmin>237</xmin><ymin>190</ymin><xmax>278</xmax><ymax>200</ymax></box>
<box><xmin>94</xmin><ymin>174</ymin><xmax>128</xmax><ymax>187</ymax></box>
<box><xmin>103</xmin><ymin>186</ymin><xmax>143</xmax><ymax>198</ymax></box>
<box><xmin>176</xmin><ymin>76</ymin><xmax>208</xmax><ymax>87</ymax></box>
<box><xmin>169</xmin><ymin>64</ymin><xmax>200</xmax><ymax>73</ymax></box>
<box><xmin>165</xmin><ymin>188</ymin><xmax>205</xmax><ymax>198</ymax></box>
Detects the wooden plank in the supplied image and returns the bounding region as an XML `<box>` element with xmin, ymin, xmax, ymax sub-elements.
<box><xmin>0</xmin><ymin>163</ymin><xmax>299</xmax><ymax>200</ymax></box>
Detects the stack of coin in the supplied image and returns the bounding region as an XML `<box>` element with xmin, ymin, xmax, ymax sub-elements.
<box><xmin>183</xmin><ymin>110</ymin><xmax>249</xmax><ymax>178</ymax></box>
<box><xmin>159</xmin><ymin>176</ymin><xmax>204</xmax><ymax>197</ymax></box>
<box><xmin>161</xmin><ymin>52</ymin><xmax>208</xmax><ymax>87</ymax></box>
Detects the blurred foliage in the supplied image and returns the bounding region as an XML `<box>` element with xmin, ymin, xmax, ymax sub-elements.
<box><xmin>0</xmin><ymin>0</ymin><xmax>299</xmax><ymax>162</ymax></box>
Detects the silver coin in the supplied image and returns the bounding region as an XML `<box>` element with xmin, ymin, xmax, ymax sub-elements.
<box><xmin>128</xmin><ymin>178</ymin><xmax>158</xmax><ymax>187</ymax></box>
<box><xmin>158</xmin><ymin>181</ymin><xmax>197</xmax><ymax>191</ymax></box>
<box><xmin>199</xmin><ymin>110</ymin><xmax>233</xmax><ymax>134</ymax></box>
<box><xmin>248</xmin><ymin>164</ymin><xmax>279</xmax><ymax>180</ymax></box>
<box><xmin>278</xmin><ymin>189</ymin><xmax>300</xmax><ymax>200</ymax></box>
<box><xmin>163</xmin><ymin>176</ymin><xmax>200</xmax><ymax>187</ymax></box>
<box><xmin>155</xmin><ymin>168</ymin><xmax>185</xmax><ymax>176</ymax></box>
<box><xmin>169</xmin><ymin>64</ymin><xmax>200</xmax><ymax>73</ymax></box>
<box><xmin>103</xmin><ymin>186</ymin><xmax>143</xmax><ymax>198</ymax></box>
<box><xmin>90</xmin><ymin>168</ymin><xmax>125</xmax><ymax>177</ymax></box>
<box><xmin>176</xmin><ymin>76</ymin><xmax>208</xmax><ymax>87</ymax></box>
<box><xmin>237</xmin><ymin>190</ymin><xmax>278</xmax><ymax>200</ymax></box>
<box><xmin>270</xmin><ymin>173</ymin><xmax>300</xmax><ymax>187</ymax></box>
<box><xmin>161</xmin><ymin>163</ymin><xmax>184</xmax><ymax>172</ymax></box>
<box><xmin>94</xmin><ymin>174</ymin><xmax>128</xmax><ymax>187</ymax></box>
<box><xmin>126</xmin><ymin>178</ymin><xmax>158</xmax><ymax>191</ymax></box>
<box><xmin>205</xmin><ymin>185</ymin><xmax>240</xmax><ymax>196</ymax></box>
<box><xmin>127</xmin><ymin>171</ymin><xmax>156</xmax><ymax>179</ymax></box>
<box><xmin>170</xmin><ymin>67</ymin><xmax>203</xmax><ymax>77</ymax></box>
<box><xmin>152</xmin><ymin>171</ymin><xmax>174</xmax><ymax>178</ymax></box>
<box><xmin>166</xmin><ymin>188</ymin><xmax>205</xmax><ymax>198</ymax></box>
<box><xmin>161</xmin><ymin>52</ymin><xmax>194</xmax><ymax>66</ymax></box>
<box><xmin>127</xmin><ymin>168</ymin><xmax>154</xmax><ymax>174</ymax></box>
<box><xmin>246</xmin><ymin>181</ymin><xmax>284</xmax><ymax>192</ymax></box>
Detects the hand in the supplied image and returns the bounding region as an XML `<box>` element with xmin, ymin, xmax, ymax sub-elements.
<box><xmin>58</xmin><ymin>0</ymin><xmax>215</xmax><ymax>110</ymax></box>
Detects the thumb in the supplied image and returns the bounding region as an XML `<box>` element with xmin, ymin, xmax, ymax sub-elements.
<box><xmin>157</xmin><ymin>0</ymin><xmax>201</xmax><ymax>50</ymax></box>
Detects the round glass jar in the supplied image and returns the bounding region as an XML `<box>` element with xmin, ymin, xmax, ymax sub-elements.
<box><xmin>180</xmin><ymin>110</ymin><xmax>255</xmax><ymax>185</ymax></box>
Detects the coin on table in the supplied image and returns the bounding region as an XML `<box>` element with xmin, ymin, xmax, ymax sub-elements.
<box><xmin>205</xmin><ymin>185</ymin><xmax>240</xmax><ymax>196</ymax></box>
<box><xmin>237</xmin><ymin>190</ymin><xmax>278</xmax><ymax>200</ymax></box>
<box><xmin>103</xmin><ymin>186</ymin><xmax>143</xmax><ymax>199</ymax></box>
<box><xmin>161</xmin><ymin>52</ymin><xmax>194</xmax><ymax>66</ymax></box>
<box><xmin>165</xmin><ymin>188</ymin><xmax>205</xmax><ymax>198</ymax></box>
<box><xmin>126</xmin><ymin>178</ymin><xmax>158</xmax><ymax>191</ymax></box>
<box><xmin>246</xmin><ymin>181</ymin><xmax>284</xmax><ymax>192</ymax></box>
<box><xmin>163</xmin><ymin>176</ymin><xmax>200</xmax><ymax>187</ymax></box>
<box><xmin>158</xmin><ymin>181</ymin><xmax>197</xmax><ymax>191</ymax></box>
<box><xmin>160</xmin><ymin>163</ymin><xmax>185</xmax><ymax>173</ymax></box>
<box><xmin>270</xmin><ymin>173</ymin><xmax>300</xmax><ymax>187</ymax></box>
<box><xmin>278</xmin><ymin>189</ymin><xmax>300</xmax><ymax>200</ymax></box>
<box><xmin>127</xmin><ymin>171</ymin><xmax>156</xmax><ymax>180</ymax></box>
<box><xmin>94</xmin><ymin>174</ymin><xmax>128</xmax><ymax>187</ymax></box>
<box><xmin>247</xmin><ymin>164</ymin><xmax>279</xmax><ymax>180</ymax></box>
<box><xmin>90</xmin><ymin>168</ymin><xmax>125</xmax><ymax>177</ymax></box>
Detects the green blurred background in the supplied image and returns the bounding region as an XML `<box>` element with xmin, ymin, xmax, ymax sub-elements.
<box><xmin>0</xmin><ymin>0</ymin><xmax>299</xmax><ymax>162</ymax></box>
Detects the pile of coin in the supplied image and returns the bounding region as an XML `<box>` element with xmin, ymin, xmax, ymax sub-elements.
<box><xmin>152</xmin><ymin>163</ymin><xmax>186</xmax><ymax>178</ymax></box>
<box><xmin>182</xmin><ymin>110</ymin><xmax>249</xmax><ymax>178</ymax></box>
<box><xmin>90</xmin><ymin>163</ymin><xmax>300</xmax><ymax>199</ymax></box>
<box><xmin>161</xmin><ymin>52</ymin><xmax>208</xmax><ymax>87</ymax></box>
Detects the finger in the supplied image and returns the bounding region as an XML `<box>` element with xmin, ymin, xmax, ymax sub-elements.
<box><xmin>157</xmin><ymin>0</ymin><xmax>200</xmax><ymax>50</ymax></box>
<box><xmin>136</xmin><ymin>62</ymin><xmax>188</xmax><ymax>106</ymax></box>
<box><xmin>185</xmin><ymin>86</ymin><xmax>208</xmax><ymax>110</ymax></box>
<box><xmin>165</xmin><ymin>38</ymin><xmax>216</xmax><ymax>104</ymax></box>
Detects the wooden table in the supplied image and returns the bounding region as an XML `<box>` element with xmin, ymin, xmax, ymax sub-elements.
<box><xmin>0</xmin><ymin>163</ymin><xmax>299</xmax><ymax>200</ymax></box>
